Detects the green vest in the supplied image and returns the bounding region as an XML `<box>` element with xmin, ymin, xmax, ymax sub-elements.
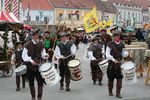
<box><xmin>44</xmin><ymin>38</ymin><xmax>51</xmax><ymax>48</ymax></box>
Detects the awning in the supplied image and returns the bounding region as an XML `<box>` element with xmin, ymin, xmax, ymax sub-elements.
<box><xmin>0</xmin><ymin>11</ymin><xmax>23</xmax><ymax>31</ymax></box>
<box><xmin>0</xmin><ymin>11</ymin><xmax>20</xmax><ymax>23</ymax></box>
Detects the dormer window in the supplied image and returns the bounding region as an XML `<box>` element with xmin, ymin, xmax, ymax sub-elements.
<box><xmin>65</xmin><ymin>2</ymin><xmax>68</xmax><ymax>6</ymax></box>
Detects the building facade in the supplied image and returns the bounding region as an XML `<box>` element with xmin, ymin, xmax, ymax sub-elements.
<box><xmin>50</xmin><ymin>0</ymin><xmax>117</xmax><ymax>28</ymax></box>
<box><xmin>113</xmin><ymin>2</ymin><xmax>142</xmax><ymax>27</ymax></box>
<box><xmin>20</xmin><ymin>0</ymin><xmax>54</xmax><ymax>25</ymax></box>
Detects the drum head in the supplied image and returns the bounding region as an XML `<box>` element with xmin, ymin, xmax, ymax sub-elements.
<box><xmin>67</xmin><ymin>59</ymin><xmax>80</xmax><ymax>68</ymax></box>
<box><xmin>15</xmin><ymin>65</ymin><xmax>27</xmax><ymax>73</ymax></box>
<box><xmin>39</xmin><ymin>62</ymin><xmax>52</xmax><ymax>72</ymax></box>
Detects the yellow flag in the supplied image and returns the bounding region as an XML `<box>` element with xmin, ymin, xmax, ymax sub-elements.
<box><xmin>105</xmin><ymin>19</ymin><xmax>113</xmax><ymax>27</ymax></box>
<box><xmin>99</xmin><ymin>19</ymin><xmax>113</xmax><ymax>29</ymax></box>
<box><xmin>83</xmin><ymin>7</ymin><xmax>99</xmax><ymax>33</ymax></box>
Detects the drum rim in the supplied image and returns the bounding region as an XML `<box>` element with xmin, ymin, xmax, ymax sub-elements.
<box><xmin>67</xmin><ymin>59</ymin><xmax>80</xmax><ymax>68</ymax></box>
<box><xmin>15</xmin><ymin>65</ymin><xmax>27</xmax><ymax>72</ymax></box>
<box><xmin>39</xmin><ymin>66</ymin><xmax>52</xmax><ymax>73</ymax></box>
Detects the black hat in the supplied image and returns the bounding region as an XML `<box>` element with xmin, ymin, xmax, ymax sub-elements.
<box><xmin>112</xmin><ymin>30</ymin><xmax>121</xmax><ymax>36</ymax></box>
<box><xmin>100</xmin><ymin>29</ymin><xmax>107</xmax><ymax>32</ymax></box>
<box><xmin>16</xmin><ymin>41</ymin><xmax>23</xmax><ymax>46</ymax></box>
<box><xmin>92</xmin><ymin>37</ymin><xmax>99</xmax><ymax>42</ymax></box>
<box><xmin>59</xmin><ymin>32</ymin><xmax>70</xmax><ymax>37</ymax></box>
<box><xmin>23</xmin><ymin>30</ymin><xmax>29</xmax><ymax>33</ymax></box>
<box><xmin>32</xmin><ymin>29</ymin><xmax>40</xmax><ymax>36</ymax></box>
<box><xmin>110</xmin><ymin>26</ymin><xmax>117</xmax><ymax>32</ymax></box>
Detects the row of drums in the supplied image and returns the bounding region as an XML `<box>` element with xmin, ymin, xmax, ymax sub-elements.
<box><xmin>15</xmin><ymin>58</ymin><xmax>136</xmax><ymax>87</ymax></box>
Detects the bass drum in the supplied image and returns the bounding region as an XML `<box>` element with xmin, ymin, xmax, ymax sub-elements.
<box><xmin>39</xmin><ymin>62</ymin><xmax>60</xmax><ymax>87</ymax></box>
<box><xmin>67</xmin><ymin>59</ymin><xmax>82</xmax><ymax>81</ymax></box>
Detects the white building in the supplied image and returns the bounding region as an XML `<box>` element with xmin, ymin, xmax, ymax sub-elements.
<box><xmin>20</xmin><ymin>0</ymin><xmax>54</xmax><ymax>25</ymax></box>
<box><xmin>113</xmin><ymin>2</ymin><xmax>142</xmax><ymax>27</ymax></box>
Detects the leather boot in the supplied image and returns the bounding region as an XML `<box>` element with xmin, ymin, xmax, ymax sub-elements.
<box><xmin>29</xmin><ymin>86</ymin><xmax>36</xmax><ymax>99</ymax></box>
<box><xmin>22</xmin><ymin>75</ymin><xmax>26</xmax><ymax>88</ymax></box>
<box><xmin>92</xmin><ymin>72</ymin><xmax>97</xmax><ymax>85</ymax></box>
<box><xmin>60</xmin><ymin>83</ymin><xmax>64</xmax><ymax>90</ymax></box>
<box><xmin>98</xmin><ymin>70</ymin><xmax>103</xmax><ymax>86</ymax></box>
<box><xmin>65</xmin><ymin>75</ymin><xmax>70</xmax><ymax>91</ymax></box>
<box><xmin>108</xmin><ymin>81</ymin><xmax>114</xmax><ymax>96</ymax></box>
<box><xmin>37</xmin><ymin>86</ymin><xmax>43</xmax><ymax>100</ymax></box>
<box><xmin>116</xmin><ymin>79</ymin><xmax>122</xmax><ymax>98</ymax></box>
<box><xmin>66</xmin><ymin>84</ymin><xmax>70</xmax><ymax>92</ymax></box>
<box><xmin>16</xmin><ymin>76</ymin><xmax>20</xmax><ymax>91</ymax></box>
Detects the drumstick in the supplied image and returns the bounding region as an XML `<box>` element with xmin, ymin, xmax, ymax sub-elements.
<box><xmin>64</xmin><ymin>54</ymin><xmax>75</xmax><ymax>59</ymax></box>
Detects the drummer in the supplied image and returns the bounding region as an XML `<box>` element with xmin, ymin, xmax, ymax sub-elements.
<box><xmin>11</xmin><ymin>41</ymin><xmax>26</xmax><ymax>91</ymax></box>
<box><xmin>54</xmin><ymin>31</ymin><xmax>77</xmax><ymax>92</ymax></box>
<box><xmin>22</xmin><ymin>29</ymin><xmax>49</xmax><ymax>100</ymax></box>
<box><xmin>106</xmin><ymin>31</ymin><xmax>125</xmax><ymax>98</ymax></box>
<box><xmin>87</xmin><ymin>37</ymin><xmax>104</xmax><ymax>85</ymax></box>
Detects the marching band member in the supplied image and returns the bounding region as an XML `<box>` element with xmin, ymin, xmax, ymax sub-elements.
<box><xmin>100</xmin><ymin>29</ymin><xmax>112</xmax><ymax>51</ymax></box>
<box><xmin>88</xmin><ymin>37</ymin><xmax>104</xmax><ymax>85</ymax></box>
<box><xmin>54</xmin><ymin>32</ymin><xmax>77</xmax><ymax>92</ymax></box>
<box><xmin>22</xmin><ymin>29</ymin><xmax>49</xmax><ymax>100</ymax></box>
<box><xmin>11</xmin><ymin>41</ymin><xmax>26</xmax><ymax>91</ymax></box>
<box><xmin>106</xmin><ymin>31</ymin><xmax>125</xmax><ymax>98</ymax></box>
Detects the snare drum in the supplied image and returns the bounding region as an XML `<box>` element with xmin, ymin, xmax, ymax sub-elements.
<box><xmin>15</xmin><ymin>65</ymin><xmax>27</xmax><ymax>76</ymax></box>
<box><xmin>39</xmin><ymin>62</ymin><xmax>60</xmax><ymax>86</ymax></box>
<box><xmin>98</xmin><ymin>59</ymin><xmax>108</xmax><ymax>73</ymax></box>
<box><xmin>67</xmin><ymin>59</ymin><xmax>82</xmax><ymax>81</ymax></box>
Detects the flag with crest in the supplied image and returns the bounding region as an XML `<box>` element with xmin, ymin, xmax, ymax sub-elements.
<box><xmin>83</xmin><ymin>7</ymin><xmax>99</xmax><ymax>33</ymax></box>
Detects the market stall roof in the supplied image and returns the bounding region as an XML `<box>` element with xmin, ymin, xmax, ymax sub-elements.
<box><xmin>0</xmin><ymin>11</ymin><xmax>23</xmax><ymax>31</ymax></box>
<box><xmin>0</xmin><ymin>11</ymin><xmax>20</xmax><ymax>23</ymax></box>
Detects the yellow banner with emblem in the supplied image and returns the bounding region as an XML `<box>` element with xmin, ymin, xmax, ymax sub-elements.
<box><xmin>83</xmin><ymin>7</ymin><xmax>99</xmax><ymax>33</ymax></box>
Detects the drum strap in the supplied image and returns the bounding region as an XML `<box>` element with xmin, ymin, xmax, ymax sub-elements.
<box><xmin>99</xmin><ymin>61</ymin><xmax>108</xmax><ymax>66</ymax></box>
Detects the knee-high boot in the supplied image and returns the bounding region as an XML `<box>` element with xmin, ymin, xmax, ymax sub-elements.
<box><xmin>92</xmin><ymin>72</ymin><xmax>97</xmax><ymax>84</ymax></box>
<box><xmin>65</xmin><ymin>75</ymin><xmax>70</xmax><ymax>91</ymax></box>
<box><xmin>108</xmin><ymin>81</ymin><xmax>114</xmax><ymax>96</ymax></box>
<box><xmin>16</xmin><ymin>76</ymin><xmax>20</xmax><ymax>91</ymax></box>
<box><xmin>116</xmin><ymin>79</ymin><xmax>122</xmax><ymax>98</ymax></box>
<box><xmin>29</xmin><ymin>86</ymin><xmax>36</xmax><ymax>100</ymax></box>
<box><xmin>37</xmin><ymin>86</ymin><xmax>43</xmax><ymax>100</ymax></box>
<box><xmin>22</xmin><ymin>75</ymin><xmax>26</xmax><ymax>88</ymax></box>
<box><xmin>98</xmin><ymin>70</ymin><xmax>103</xmax><ymax>85</ymax></box>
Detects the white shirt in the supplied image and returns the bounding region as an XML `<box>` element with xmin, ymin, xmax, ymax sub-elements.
<box><xmin>54</xmin><ymin>42</ymin><xmax>77</xmax><ymax>59</ymax></box>
<box><xmin>87</xmin><ymin>44</ymin><xmax>105</xmax><ymax>61</ymax></box>
<box><xmin>22</xmin><ymin>40</ymin><xmax>48</xmax><ymax>63</ymax></box>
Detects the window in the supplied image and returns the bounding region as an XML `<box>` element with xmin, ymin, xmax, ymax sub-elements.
<box><xmin>59</xmin><ymin>13</ymin><xmax>63</xmax><ymax>20</ymax></box>
<box><xmin>36</xmin><ymin>16</ymin><xmax>39</xmax><ymax>21</ymax></box>
<box><xmin>28</xmin><ymin>16</ymin><xmax>31</xmax><ymax>21</ymax></box>
<box><xmin>68</xmin><ymin>13</ymin><xmax>71</xmax><ymax>20</ymax></box>
<box><xmin>44</xmin><ymin>17</ymin><xmax>48</xmax><ymax>23</ymax></box>
<box><xmin>76</xmin><ymin>14</ymin><xmax>80</xmax><ymax>20</ymax></box>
